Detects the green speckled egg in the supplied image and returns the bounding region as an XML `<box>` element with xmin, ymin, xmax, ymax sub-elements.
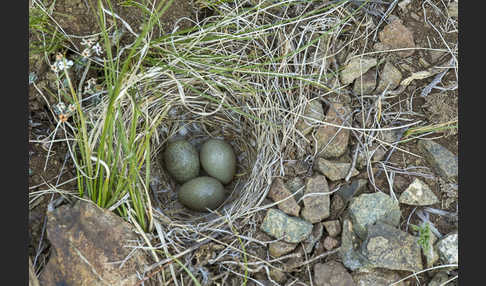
<box><xmin>200</xmin><ymin>139</ymin><xmax>236</xmax><ymax>184</ymax></box>
<box><xmin>163</xmin><ymin>139</ymin><xmax>199</xmax><ymax>183</ymax></box>
<box><xmin>178</xmin><ymin>176</ymin><xmax>226</xmax><ymax>211</ymax></box>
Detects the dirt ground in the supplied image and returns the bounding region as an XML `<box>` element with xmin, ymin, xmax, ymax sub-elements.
<box><xmin>29</xmin><ymin>0</ymin><xmax>458</xmax><ymax>285</ymax></box>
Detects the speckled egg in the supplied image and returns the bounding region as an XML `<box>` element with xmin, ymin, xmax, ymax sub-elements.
<box><xmin>200</xmin><ymin>139</ymin><xmax>236</xmax><ymax>184</ymax></box>
<box><xmin>178</xmin><ymin>176</ymin><xmax>226</xmax><ymax>211</ymax></box>
<box><xmin>163</xmin><ymin>139</ymin><xmax>199</xmax><ymax>183</ymax></box>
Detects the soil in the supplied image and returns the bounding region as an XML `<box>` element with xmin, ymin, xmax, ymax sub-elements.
<box><xmin>29</xmin><ymin>0</ymin><xmax>458</xmax><ymax>285</ymax></box>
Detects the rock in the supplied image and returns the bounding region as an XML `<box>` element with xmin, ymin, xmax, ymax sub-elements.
<box><xmin>348</xmin><ymin>192</ymin><xmax>401</xmax><ymax>239</ymax></box>
<box><xmin>448</xmin><ymin>1</ymin><xmax>458</xmax><ymax>18</ymax></box>
<box><xmin>362</xmin><ymin>222</ymin><xmax>423</xmax><ymax>272</ymax></box>
<box><xmin>268</xmin><ymin>178</ymin><xmax>301</xmax><ymax>216</ymax></box>
<box><xmin>340</xmin><ymin>57</ymin><xmax>378</xmax><ymax>85</ymax></box>
<box><xmin>38</xmin><ymin>201</ymin><xmax>149</xmax><ymax>286</ymax></box>
<box><xmin>296</xmin><ymin>99</ymin><xmax>325</xmax><ymax>135</ymax></box>
<box><xmin>314</xmin><ymin>158</ymin><xmax>359</xmax><ymax>181</ymax></box>
<box><xmin>435</xmin><ymin>231</ymin><xmax>458</xmax><ymax>265</ymax></box>
<box><xmin>260</xmin><ymin>208</ymin><xmax>313</xmax><ymax>243</ymax></box>
<box><xmin>353</xmin><ymin>269</ymin><xmax>405</xmax><ymax>286</ymax></box>
<box><xmin>301</xmin><ymin>175</ymin><xmax>331</xmax><ymax>223</ymax></box>
<box><xmin>378</xmin><ymin>19</ymin><xmax>415</xmax><ymax>58</ymax></box>
<box><xmin>269</xmin><ymin>241</ymin><xmax>297</xmax><ymax>257</ymax></box>
<box><xmin>428</xmin><ymin>272</ymin><xmax>450</xmax><ymax>286</ymax></box>
<box><xmin>323</xmin><ymin>220</ymin><xmax>342</xmax><ymax>237</ymax></box>
<box><xmin>323</xmin><ymin>236</ymin><xmax>340</xmax><ymax>251</ymax></box>
<box><xmin>376</xmin><ymin>61</ymin><xmax>402</xmax><ymax>93</ymax></box>
<box><xmin>313</xmin><ymin>261</ymin><xmax>355</xmax><ymax>286</ymax></box>
<box><xmin>270</xmin><ymin>268</ymin><xmax>287</xmax><ymax>283</ymax></box>
<box><xmin>330</xmin><ymin>194</ymin><xmax>346</xmax><ymax>219</ymax></box>
<box><xmin>337</xmin><ymin>179</ymin><xmax>368</xmax><ymax>202</ymax></box>
<box><xmin>418</xmin><ymin>140</ymin><xmax>458</xmax><ymax>180</ymax></box>
<box><xmin>285</xmin><ymin>177</ymin><xmax>305</xmax><ymax>201</ymax></box>
<box><xmin>339</xmin><ymin>219</ymin><xmax>372</xmax><ymax>271</ymax></box>
<box><xmin>304</xmin><ymin>223</ymin><xmax>324</xmax><ymax>253</ymax></box>
<box><xmin>353</xmin><ymin>68</ymin><xmax>377</xmax><ymax>94</ymax></box>
<box><xmin>315</xmin><ymin>102</ymin><xmax>351</xmax><ymax>158</ymax></box>
<box><xmin>399</xmin><ymin>178</ymin><xmax>439</xmax><ymax>206</ymax></box>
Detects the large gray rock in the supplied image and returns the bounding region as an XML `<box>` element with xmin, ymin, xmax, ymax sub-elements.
<box><xmin>352</xmin><ymin>269</ymin><xmax>405</xmax><ymax>286</ymax></box>
<box><xmin>301</xmin><ymin>175</ymin><xmax>331</xmax><ymax>223</ymax></box>
<box><xmin>314</xmin><ymin>158</ymin><xmax>359</xmax><ymax>181</ymax></box>
<box><xmin>313</xmin><ymin>261</ymin><xmax>355</xmax><ymax>286</ymax></box>
<box><xmin>268</xmin><ymin>178</ymin><xmax>301</xmax><ymax>216</ymax></box>
<box><xmin>418</xmin><ymin>140</ymin><xmax>458</xmax><ymax>180</ymax></box>
<box><xmin>435</xmin><ymin>231</ymin><xmax>458</xmax><ymax>265</ymax></box>
<box><xmin>348</xmin><ymin>192</ymin><xmax>401</xmax><ymax>239</ymax></box>
<box><xmin>399</xmin><ymin>178</ymin><xmax>439</xmax><ymax>206</ymax></box>
<box><xmin>340</xmin><ymin>57</ymin><xmax>378</xmax><ymax>85</ymax></box>
<box><xmin>39</xmin><ymin>201</ymin><xmax>149</xmax><ymax>286</ymax></box>
<box><xmin>362</xmin><ymin>222</ymin><xmax>423</xmax><ymax>272</ymax></box>
<box><xmin>315</xmin><ymin>102</ymin><xmax>351</xmax><ymax>158</ymax></box>
<box><xmin>339</xmin><ymin>219</ymin><xmax>372</xmax><ymax>271</ymax></box>
<box><xmin>260</xmin><ymin>208</ymin><xmax>313</xmax><ymax>243</ymax></box>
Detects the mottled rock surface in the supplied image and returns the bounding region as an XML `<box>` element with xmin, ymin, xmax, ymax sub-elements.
<box><xmin>314</xmin><ymin>261</ymin><xmax>355</xmax><ymax>286</ymax></box>
<box><xmin>268</xmin><ymin>178</ymin><xmax>301</xmax><ymax>216</ymax></box>
<box><xmin>435</xmin><ymin>231</ymin><xmax>458</xmax><ymax>265</ymax></box>
<box><xmin>315</xmin><ymin>102</ymin><xmax>351</xmax><ymax>158</ymax></box>
<box><xmin>378</xmin><ymin>19</ymin><xmax>415</xmax><ymax>58</ymax></box>
<box><xmin>418</xmin><ymin>140</ymin><xmax>458</xmax><ymax>180</ymax></box>
<box><xmin>399</xmin><ymin>178</ymin><xmax>439</xmax><ymax>206</ymax></box>
<box><xmin>261</xmin><ymin>208</ymin><xmax>313</xmax><ymax>243</ymax></box>
<box><xmin>362</xmin><ymin>222</ymin><xmax>423</xmax><ymax>272</ymax></box>
<box><xmin>39</xmin><ymin>201</ymin><xmax>149</xmax><ymax>286</ymax></box>
<box><xmin>314</xmin><ymin>158</ymin><xmax>359</xmax><ymax>181</ymax></box>
<box><xmin>340</xmin><ymin>57</ymin><xmax>378</xmax><ymax>85</ymax></box>
<box><xmin>339</xmin><ymin>219</ymin><xmax>372</xmax><ymax>271</ymax></box>
<box><xmin>323</xmin><ymin>236</ymin><xmax>340</xmax><ymax>251</ymax></box>
<box><xmin>348</xmin><ymin>192</ymin><xmax>401</xmax><ymax>239</ymax></box>
<box><xmin>352</xmin><ymin>269</ymin><xmax>405</xmax><ymax>286</ymax></box>
<box><xmin>269</xmin><ymin>241</ymin><xmax>297</xmax><ymax>257</ymax></box>
<box><xmin>301</xmin><ymin>175</ymin><xmax>331</xmax><ymax>223</ymax></box>
<box><xmin>376</xmin><ymin>61</ymin><xmax>402</xmax><ymax>93</ymax></box>
<box><xmin>323</xmin><ymin>220</ymin><xmax>342</xmax><ymax>237</ymax></box>
<box><xmin>304</xmin><ymin>223</ymin><xmax>324</xmax><ymax>253</ymax></box>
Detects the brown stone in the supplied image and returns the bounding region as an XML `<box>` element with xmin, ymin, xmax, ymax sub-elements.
<box><xmin>314</xmin><ymin>261</ymin><xmax>355</xmax><ymax>286</ymax></box>
<box><xmin>315</xmin><ymin>102</ymin><xmax>351</xmax><ymax>159</ymax></box>
<box><xmin>296</xmin><ymin>99</ymin><xmax>325</xmax><ymax>136</ymax></box>
<box><xmin>39</xmin><ymin>201</ymin><xmax>149</xmax><ymax>286</ymax></box>
<box><xmin>301</xmin><ymin>175</ymin><xmax>331</xmax><ymax>223</ymax></box>
<box><xmin>269</xmin><ymin>241</ymin><xmax>297</xmax><ymax>257</ymax></box>
<box><xmin>323</xmin><ymin>236</ymin><xmax>340</xmax><ymax>251</ymax></box>
<box><xmin>314</xmin><ymin>158</ymin><xmax>359</xmax><ymax>181</ymax></box>
<box><xmin>378</xmin><ymin>19</ymin><xmax>415</xmax><ymax>58</ymax></box>
<box><xmin>323</xmin><ymin>220</ymin><xmax>342</xmax><ymax>237</ymax></box>
<box><xmin>268</xmin><ymin>178</ymin><xmax>301</xmax><ymax>216</ymax></box>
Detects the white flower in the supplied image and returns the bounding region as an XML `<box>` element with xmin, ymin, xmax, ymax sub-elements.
<box><xmin>81</xmin><ymin>48</ymin><xmax>92</xmax><ymax>58</ymax></box>
<box><xmin>91</xmin><ymin>43</ymin><xmax>103</xmax><ymax>56</ymax></box>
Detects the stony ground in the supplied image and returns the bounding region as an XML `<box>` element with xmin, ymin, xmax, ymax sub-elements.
<box><xmin>29</xmin><ymin>0</ymin><xmax>458</xmax><ymax>285</ymax></box>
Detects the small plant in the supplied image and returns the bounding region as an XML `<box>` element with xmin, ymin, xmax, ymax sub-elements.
<box><xmin>410</xmin><ymin>222</ymin><xmax>432</xmax><ymax>254</ymax></box>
